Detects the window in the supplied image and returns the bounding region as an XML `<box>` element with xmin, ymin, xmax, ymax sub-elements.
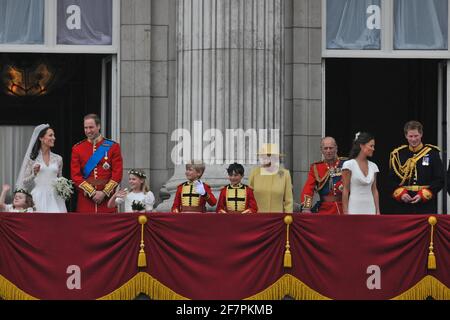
<box><xmin>394</xmin><ymin>0</ymin><xmax>448</xmax><ymax>50</ymax></box>
<box><xmin>326</xmin><ymin>0</ymin><xmax>381</xmax><ymax>49</ymax></box>
<box><xmin>57</xmin><ymin>0</ymin><xmax>112</xmax><ymax>45</ymax></box>
<box><xmin>0</xmin><ymin>0</ymin><xmax>44</xmax><ymax>44</ymax></box>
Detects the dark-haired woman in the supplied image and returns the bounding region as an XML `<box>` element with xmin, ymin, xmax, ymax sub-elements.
<box><xmin>341</xmin><ymin>132</ymin><xmax>380</xmax><ymax>215</ymax></box>
<box><xmin>16</xmin><ymin>124</ymin><xmax>67</xmax><ymax>213</ymax></box>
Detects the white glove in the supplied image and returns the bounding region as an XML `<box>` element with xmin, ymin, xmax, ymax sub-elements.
<box><xmin>194</xmin><ymin>180</ymin><xmax>206</xmax><ymax>196</ymax></box>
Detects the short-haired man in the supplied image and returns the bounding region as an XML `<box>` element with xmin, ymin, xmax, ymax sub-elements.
<box><xmin>389</xmin><ymin>120</ymin><xmax>444</xmax><ymax>214</ymax></box>
<box><xmin>71</xmin><ymin>114</ymin><xmax>123</xmax><ymax>213</ymax></box>
<box><xmin>300</xmin><ymin>137</ymin><xmax>347</xmax><ymax>214</ymax></box>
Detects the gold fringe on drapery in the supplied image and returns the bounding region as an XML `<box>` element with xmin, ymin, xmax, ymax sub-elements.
<box><xmin>99</xmin><ymin>272</ymin><xmax>188</xmax><ymax>300</ymax></box>
<box><xmin>0</xmin><ymin>275</ymin><xmax>37</xmax><ymax>300</ymax></box>
<box><xmin>245</xmin><ymin>274</ymin><xmax>331</xmax><ymax>300</ymax></box>
<box><xmin>392</xmin><ymin>276</ymin><xmax>450</xmax><ymax>300</ymax></box>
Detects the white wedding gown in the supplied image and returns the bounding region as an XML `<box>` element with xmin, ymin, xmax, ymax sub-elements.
<box><xmin>23</xmin><ymin>152</ymin><xmax>68</xmax><ymax>213</ymax></box>
<box><xmin>342</xmin><ymin>159</ymin><xmax>379</xmax><ymax>215</ymax></box>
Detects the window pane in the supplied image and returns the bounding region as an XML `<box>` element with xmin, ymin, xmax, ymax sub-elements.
<box><xmin>327</xmin><ymin>0</ymin><xmax>381</xmax><ymax>50</ymax></box>
<box><xmin>0</xmin><ymin>0</ymin><xmax>44</xmax><ymax>44</ymax></box>
<box><xmin>394</xmin><ymin>0</ymin><xmax>448</xmax><ymax>50</ymax></box>
<box><xmin>57</xmin><ymin>0</ymin><xmax>112</xmax><ymax>45</ymax></box>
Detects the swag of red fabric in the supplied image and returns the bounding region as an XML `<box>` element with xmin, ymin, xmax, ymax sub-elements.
<box><xmin>0</xmin><ymin>213</ymin><xmax>448</xmax><ymax>300</ymax></box>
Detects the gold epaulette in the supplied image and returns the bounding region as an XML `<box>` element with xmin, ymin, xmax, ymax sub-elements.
<box><xmin>425</xmin><ymin>144</ymin><xmax>441</xmax><ymax>152</ymax></box>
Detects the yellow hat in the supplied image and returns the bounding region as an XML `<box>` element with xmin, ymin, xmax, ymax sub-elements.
<box><xmin>257</xmin><ymin>143</ymin><xmax>284</xmax><ymax>156</ymax></box>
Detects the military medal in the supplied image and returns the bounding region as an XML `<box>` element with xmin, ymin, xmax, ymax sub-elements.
<box><xmin>103</xmin><ymin>152</ymin><xmax>110</xmax><ymax>170</ymax></box>
<box><xmin>422</xmin><ymin>155</ymin><xmax>430</xmax><ymax>166</ymax></box>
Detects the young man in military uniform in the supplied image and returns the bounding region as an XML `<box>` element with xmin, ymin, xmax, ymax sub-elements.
<box><xmin>71</xmin><ymin>114</ymin><xmax>123</xmax><ymax>213</ymax></box>
<box><xmin>300</xmin><ymin>137</ymin><xmax>347</xmax><ymax>215</ymax></box>
<box><xmin>389</xmin><ymin>121</ymin><xmax>444</xmax><ymax>214</ymax></box>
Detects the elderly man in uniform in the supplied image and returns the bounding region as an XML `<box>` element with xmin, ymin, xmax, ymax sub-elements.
<box><xmin>389</xmin><ymin>120</ymin><xmax>444</xmax><ymax>214</ymax></box>
<box><xmin>300</xmin><ymin>137</ymin><xmax>347</xmax><ymax>214</ymax></box>
<box><xmin>71</xmin><ymin>114</ymin><xmax>123</xmax><ymax>213</ymax></box>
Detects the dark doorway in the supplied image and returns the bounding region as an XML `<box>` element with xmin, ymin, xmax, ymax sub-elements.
<box><xmin>0</xmin><ymin>53</ymin><xmax>109</xmax><ymax>211</ymax></box>
<box><xmin>326</xmin><ymin>58</ymin><xmax>441</xmax><ymax>214</ymax></box>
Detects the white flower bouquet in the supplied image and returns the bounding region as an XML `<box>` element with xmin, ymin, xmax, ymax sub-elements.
<box><xmin>53</xmin><ymin>177</ymin><xmax>74</xmax><ymax>201</ymax></box>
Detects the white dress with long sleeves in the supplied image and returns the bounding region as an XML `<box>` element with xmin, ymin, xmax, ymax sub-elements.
<box><xmin>116</xmin><ymin>191</ymin><xmax>155</xmax><ymax>212</ymax></box>
<box><xmin>22</xmin><ymin>151</ymin><xmax>68</xmax><ymax>213</ymax></box>
<box><xmin>342</xmin><ymin>159</ymin><xmax>379</xmax><ymax>215</ymax></box>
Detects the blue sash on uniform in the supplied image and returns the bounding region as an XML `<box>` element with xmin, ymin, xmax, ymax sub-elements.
<box><xmin>83</xmin><ymin>140</ymin><xmax>114</xmax><ymax>179</ymax></box>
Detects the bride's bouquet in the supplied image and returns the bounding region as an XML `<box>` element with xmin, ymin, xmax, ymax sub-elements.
<box><xmin>53</xmin><ymin>177</ymin><xmax>74</xmax><ymax>201</ymax></box>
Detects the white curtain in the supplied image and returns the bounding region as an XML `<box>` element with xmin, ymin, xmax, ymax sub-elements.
<box><xmin>0</xmin><ymin>126</ymin><xmax>34</xmax><ymax>202</ymax></box>
<box><xmin>0</xmin><ymin>0</ymin><xmax>44</xmax><ymax>44</ymax></box>
<box><xmin>394</xmin><ymin>0</ymin><xmax>448</xmax><ymax>50</ymax></box>
<box><xmin>327</xmin><ymin>0</ymin><xmax>381</xmax><ymax>49</ymax></box>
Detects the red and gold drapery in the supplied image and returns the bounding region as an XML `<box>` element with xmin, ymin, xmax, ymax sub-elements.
<box><xmin>0</xmin><ymin>213</ymin><xmax>448</xmax><ymax>300</ymax></box>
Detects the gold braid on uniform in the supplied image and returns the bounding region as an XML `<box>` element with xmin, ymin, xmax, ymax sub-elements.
<box><xmin>103</xmin><ymin>180</ymin><xmax>119</xmax><ymax>197</ymax></box>
<box><xmin>313</xmin><ymin>163</ymin><xmax>330</xmax><ymax>191</ymax></box>
<box><xmin>390</xmin><ymin>146</ymin><xmax>432</xmax><ymax>186</ymax></box>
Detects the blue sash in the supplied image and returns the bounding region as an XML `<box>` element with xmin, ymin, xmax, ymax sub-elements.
<box><xmin>83</xmin><ymin>140</ymin><xmax>114</xmax><ymax>179</ymax></box>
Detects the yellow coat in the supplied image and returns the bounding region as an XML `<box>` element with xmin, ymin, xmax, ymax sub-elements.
<box><xmin>248</xmin><ymin>167</ymin><xmax>294</xmax><ymax>213</ymax></box>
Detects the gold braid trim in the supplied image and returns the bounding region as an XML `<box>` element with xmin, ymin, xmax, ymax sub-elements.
<box><xmin>103</xmin><ymin>180</ymin><xmax>119</xmax><ymax>197</ymax></box>
<box><xmin>390</xmin><ymin>146</ymin><xmax>431</xmax><ymax>186</ymax></box>
<box><xmin>0</xmin><ymin>275</ymin><xmax>38</xmax><ymax>300</ymax></box>
<box><xmin>392</xmin><ymin>276</ymin><xmax>450</xmax><ymax>300</ymax></box>
<box><xmin>313</xmin><ymin>164</ymin><xmax>330</xmax><ymax>191</ymax></box>
<box><xmin>99</xmin><ymin>272</ymin><xmax>188</xmax><ymax>300</ymax></box>
<box><xmin>245</xmin><ymin>274</ymin><xmax>331</xmax><ymax>300</ymax></box>
<box><xmin>80</xmin><ymin>181</ymin><xmax>96</xmax><ymax>197</ymax></box>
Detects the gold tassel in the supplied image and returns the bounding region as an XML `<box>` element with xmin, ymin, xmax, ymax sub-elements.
<box><xmin>138</xmin><ymin>215</ymin><xmax>148</xmax><ymax>268</ymax></box>
<box><xmin>427</xmin><ymin>216</ymin><xmax>437</xmax><ymax>270</ymax></box>
<box><xmin>283</xmin><ymin>215</ymin><xmax>293</xmax><ymax>268</ymax></box>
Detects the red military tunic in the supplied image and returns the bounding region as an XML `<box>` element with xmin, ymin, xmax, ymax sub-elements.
<box><xmin>216</xmin><ymin>183</ymin><xmax>258</xmax><ymax>214</ymax></box>
<box><xmin>300</xmin><ymin>158</ymin><xmax>346</xmax><ymax>215</ymax></box>
<box><xmin>171</xmin><ymin>181</ymin><xmax>217</xmax><ymax>213</ymax></box>
<box><xmin>71</xmin><ymin>137</ymin><xmax>123</xmax><ymax>213</ymax></box>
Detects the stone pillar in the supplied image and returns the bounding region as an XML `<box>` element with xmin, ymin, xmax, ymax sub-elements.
<box><xmin>157</xmin><ymin>0</ymin><xmax>284</xmax><ymax>211</ymax></box>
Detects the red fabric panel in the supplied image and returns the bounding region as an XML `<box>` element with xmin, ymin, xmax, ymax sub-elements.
<box><xmin>290</xmin><ymin>215</ymin><xmax>449</xmax><ymax>299</ymax></box>
<box><xmin>0</xmin><ymin>213</ymin><xmax>448</xmax><ymax>300</ymax></box>
<box><xmin>145</xmin><ymin>213</ymin><xmax>285</xmax><ymax>299</ymax></box>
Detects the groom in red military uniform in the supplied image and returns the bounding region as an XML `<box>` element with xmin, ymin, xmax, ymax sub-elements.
<box><xmin>300</xmin><ymin>137</ymin><xmax>347</xmax><ymax>215</ymax></box>
<box><xmin>71</xmin><ymin>114</ymin><xmax>123</xmax><ymax>213</ymax></box>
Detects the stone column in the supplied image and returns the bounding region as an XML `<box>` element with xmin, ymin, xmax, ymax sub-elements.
<box><xmin>157</xmin><ymin>0</ymin><xmax>284</xmax><ymax>211</ymax></box>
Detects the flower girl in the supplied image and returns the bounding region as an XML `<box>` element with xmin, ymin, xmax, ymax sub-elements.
<box><xmin>107</xmin><ymin>169</ymin><xmax>155</xmax><ymax>212</ymax></box>
<box><xmin>0</xmin><ymin>184</ymin><xmax>35</xmax><ymax>213</ymax></box>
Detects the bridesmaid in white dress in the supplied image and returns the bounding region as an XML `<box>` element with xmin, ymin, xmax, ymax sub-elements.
<box><xmin>342</xmin><ymin>132</ymin><xmax>380</xmax><ymax>215</ymax></box>
<box><xmin>16</xmin><ymin>124</ymin><xmax>67</xmax><ymax>213</ymax></box>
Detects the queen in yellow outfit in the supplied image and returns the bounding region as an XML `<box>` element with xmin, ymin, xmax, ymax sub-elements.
<box><xmin>249</xmin><ymin>144</ymin><xmax>293</xmax><ymax>213</ymax></box>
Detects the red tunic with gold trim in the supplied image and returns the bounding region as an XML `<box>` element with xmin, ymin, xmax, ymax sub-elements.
<box><xmin>300</xmin><ymin>158</ymin><xmax>346</xmax><ymax>215</ymax></box>
<box><xmin>171</xmin><ymin>181</ymin><xmax>217</xmax><ymax>213</ymax></box>
<box><xmin>71</xmin><ymin>137</ymin><xmax>123</xmax><ymax>213</ymax></box>
<box><xmin>216</xmin><ymin>184</ymin><xmax>258</xmax><ymax>214</ymax></box>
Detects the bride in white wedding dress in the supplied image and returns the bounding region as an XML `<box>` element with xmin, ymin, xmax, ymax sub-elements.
<box><xmin>16</xmin><ymin>124</ymin><xmax>67</xmax><ymax>213</ymax></box>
